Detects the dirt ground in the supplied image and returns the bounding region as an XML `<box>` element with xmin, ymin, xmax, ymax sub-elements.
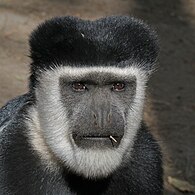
<box><xmin>0</xmin><ymin>0</ymin><xmax>195</xmax><ymax>194</ymax></box>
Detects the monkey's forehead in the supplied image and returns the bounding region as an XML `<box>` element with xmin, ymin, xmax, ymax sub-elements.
<box><xmin>29</xmin><ymin>16</ymin><xmax>159</xmax><ymax>72</ymax></box>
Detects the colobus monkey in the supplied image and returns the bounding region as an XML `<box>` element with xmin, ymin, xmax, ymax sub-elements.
<box><xmin>0</xmin><ymin>16</ymin><xmax>163</xmax><ymax>195</ymax></box>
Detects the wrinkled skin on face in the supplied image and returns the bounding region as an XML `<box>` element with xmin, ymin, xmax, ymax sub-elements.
<box><xmin>59</xmin><ymin>72</ymin><xmax>136</xmax><ymax>149</ymax></box>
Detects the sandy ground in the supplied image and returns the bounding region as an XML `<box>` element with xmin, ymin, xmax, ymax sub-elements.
<box><xmin>0</xmin><ymin>0</ymin><xmax>195</xmax><ymax>194</ymax></box>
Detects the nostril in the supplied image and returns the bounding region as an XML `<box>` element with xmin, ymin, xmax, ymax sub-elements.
<box><xmin>94</xmin><ymin>121</ymin><xmax>98</xmax><ymax>127</ymax></box>
<box><xmin>107</xmin><ymin>113</ymin><xmax>111</xmax><ymax>124</ymax></box>
<box><xmin>92</xmin><ymin>112</ymin><xmax>98</xmax><ymax>127</ymax></box>
<box><xmin>93</xmin><ymin>113</ymin><xmax>97</xmax><ymax>119</ymax></box>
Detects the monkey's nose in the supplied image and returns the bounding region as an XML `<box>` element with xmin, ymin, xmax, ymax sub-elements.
<box><xmin>92</xmin><ymin>110</ymin><xmax>111</xmax><ymax>129</ymax></box>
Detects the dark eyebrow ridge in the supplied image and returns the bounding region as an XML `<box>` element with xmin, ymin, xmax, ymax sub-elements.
<box><xmin>60</xmin><ymin>73</ymin><xmax>136</xmax><ymax>85</ymax></box>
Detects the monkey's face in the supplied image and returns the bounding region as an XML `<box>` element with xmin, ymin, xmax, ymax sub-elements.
<box><xmin>59</xmin><ymin>72</ymin><xmax>136</xmax><ymax>150</ymax></box>
<box><xmin>35</xmin><ymin>66</ymin><xmax>148</xmax><ymax>178</ymax></box>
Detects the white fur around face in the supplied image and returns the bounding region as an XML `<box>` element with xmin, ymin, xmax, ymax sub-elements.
<box><xmin>26</xmin><ymin>65</ymin><xmax>148</xmax><ymax>178</ymax></box>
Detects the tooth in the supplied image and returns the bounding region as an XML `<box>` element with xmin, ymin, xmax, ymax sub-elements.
<box><xmin>109</xmin><ymin>135</ymin><xmax>117</xmax><ymax>143</ymax></box>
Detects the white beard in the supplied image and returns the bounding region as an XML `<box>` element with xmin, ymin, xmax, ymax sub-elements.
<box><xmin>26</xmin><ymin>65</ymin><xmax>148</xmax><ymax>178</ymax></box>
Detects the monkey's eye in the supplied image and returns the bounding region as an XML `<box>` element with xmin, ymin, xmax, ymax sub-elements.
<box><xmin>72</xmin><ymin>82</ymin><xmax>87</xmax><ymax>91</ymax></box>
<box><xmin>112</xmin><ymin>82</ymin><xmax>125</xmax><ymax>92</ymax></box>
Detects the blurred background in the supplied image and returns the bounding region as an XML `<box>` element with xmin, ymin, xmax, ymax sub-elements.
<box><xmin>0</xmin><ymin>0</ymin><xmax>195</xmax><ymax>194</ymax></box>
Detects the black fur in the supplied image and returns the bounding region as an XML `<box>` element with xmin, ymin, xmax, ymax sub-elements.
<box><xmin>0</xmin><ymin>95</ymin><xmax>163</xmax><ymax>195</ymax></box>
<box><xmin>29</xmin><ymin>16</ymin><xmax>159</xmax><ymax>90</ymax></box>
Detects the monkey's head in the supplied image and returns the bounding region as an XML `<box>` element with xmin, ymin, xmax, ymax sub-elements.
<box><xmin>28</xmin><ymin>16</ymin><xmax>159</xmax><ymax>179</ymax></box>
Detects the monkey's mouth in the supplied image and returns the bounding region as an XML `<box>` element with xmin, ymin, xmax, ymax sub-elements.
<box><xmin>72</xmin><ymin>134</ymin><xmax>123</xmax><ymax>149</ymax></box>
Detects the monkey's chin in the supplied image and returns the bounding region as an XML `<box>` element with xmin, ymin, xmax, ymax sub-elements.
<box><xmin>62</xmin><ymin>133</ymin><xmax>124</xmax><ymax>178</ymax></box>
<box><xmin>62</xmin><ymin>147</ymin><xmax>123</xmax><ymax>179</ymax></box>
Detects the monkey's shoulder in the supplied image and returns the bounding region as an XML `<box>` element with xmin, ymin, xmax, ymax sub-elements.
<box><xmin>0</xmin><ymin>103</ymin><xmax>69</xmax><ymax>194</ymax></box>
<box><xmin>129</xmin><ymin>124</ymin><xmax>163</xmax><ymax>193</ymax></box>
<box><xmin>0</xmin><ymin>93</ymin><xmax>32</xmax><ymax>128</ymax></box>
<box><xmin>104</xmin><ymin>125</ymin><xmax>163</xmax><ymax>194</ymax></box>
